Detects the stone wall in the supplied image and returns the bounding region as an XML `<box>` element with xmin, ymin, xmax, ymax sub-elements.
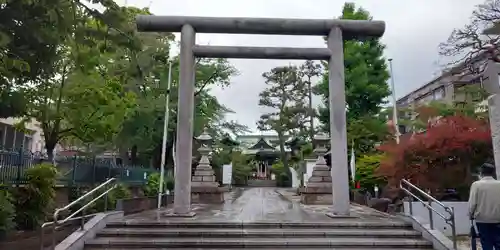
<box><xmin>116</xmin><ymin>195</ymin><xmax>174</xmax><ymax>215</ymax></box>
<box><xmin>403</xmin><ymin>201</ymin><xmax>470</xmax><ymax>236</ymax></box>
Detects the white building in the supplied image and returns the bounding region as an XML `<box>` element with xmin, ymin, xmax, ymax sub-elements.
<box><xmin>0</xmin><ymin>117</ymin><xmax>59</xmax><ymax>153</ymax></box>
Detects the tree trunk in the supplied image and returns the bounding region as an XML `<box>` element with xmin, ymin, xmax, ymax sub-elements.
<box><xmin>45</xmin><ymin>139</ymin><xmax>57</xmax><ymax>163</ymax></box>
<box><xmin>277</xmin><ymin>131</ymin><xmax>288</xmax><ymax>168</ymax></box>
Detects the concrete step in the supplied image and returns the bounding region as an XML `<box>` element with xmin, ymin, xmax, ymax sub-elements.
<box><xmin>247</xmin><ymin>180</ymin><xmax>277</xmax><ymax>187</ymax></box>
<box><xmin>85</xmin><ymin>237</ymin><xmax>433</xmax><ymax>248</ymax></box>
<box><xmin>106</xmin><ymin>220</ymin><xmax>412</xmax><ymax>229</ymax></box>
<box><xmin>97</xmin><ymin>228</ymin><xmax>422</xmax><ymax>238</ymax></box>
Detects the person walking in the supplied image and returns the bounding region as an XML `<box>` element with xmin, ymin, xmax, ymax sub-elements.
<box><xmin>468</xmin><ymin>163</ymin><xmax>500</xmax><ymax>250</ymax></box>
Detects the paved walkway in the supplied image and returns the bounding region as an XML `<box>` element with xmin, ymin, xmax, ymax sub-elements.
<box><xmin>123</xmin><ymin>187</ymin><xmax>398</xmax><ymax>223</ymax></box>
<box><xmin>275</xmin><ymin>188</ymin><xmax>398</xmax><ymax>220</ymax></box>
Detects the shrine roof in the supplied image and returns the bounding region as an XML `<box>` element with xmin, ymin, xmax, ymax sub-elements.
<box><xmin>247</xmin><ymin>137</ymin><xmax>275</xmax><ymax>150</ymax></box>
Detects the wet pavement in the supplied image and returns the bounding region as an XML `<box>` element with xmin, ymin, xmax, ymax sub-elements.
<box><xmin>123</xmin><ymin>187</ymin><xmax>399</xmax><ymax>223</ymax></box>
<box><xmin>274</xmin><ymin>188</ymin><xmax>400</xmax><ymax>220</ymax></box>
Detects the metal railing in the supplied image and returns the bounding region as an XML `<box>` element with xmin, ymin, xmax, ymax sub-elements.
<box><xmin>0</xmin><ymin>150</ymin><xmax>159</xmax><ymax>186</ymax></box>
<box><xmin>39</xmin><ymin>178</ymin><xmax>117</xmax><ymax>250</ymax></box>
<box><xmin>400</xmin><ymin>179</ymin><xmax>457</xmax><ymax>249</ymax></box>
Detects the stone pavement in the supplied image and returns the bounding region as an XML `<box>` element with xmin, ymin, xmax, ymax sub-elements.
<box><xmin>123</xmin><ymin>187</ymin><xmax>399</xmax><ymax>223</ymax></box>
<box><xmin>274</xmin><ymin>188</ymin><xmax>398</xmax><ymax>220</ymax></box>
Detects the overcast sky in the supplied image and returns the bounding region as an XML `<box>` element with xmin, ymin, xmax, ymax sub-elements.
<box><xmin>120</xmin><ymin>0</ymin><xmax>483</xmax><ymax>133</ymax></box>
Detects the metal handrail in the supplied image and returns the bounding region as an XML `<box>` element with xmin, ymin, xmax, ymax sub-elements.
<box><xmin>400</xmin><ymin>179</ymin><xmax>457</xmax><ymax>249</ymax></box>
<box><xmin>40</xmin><ymin>178</ymin><xmax>117</xmax><ymax>250</ymax></box>
<box><xmin>39</xmin><ymin>214</ymin><xmax>95</xmax><ymax>250</ymax></box>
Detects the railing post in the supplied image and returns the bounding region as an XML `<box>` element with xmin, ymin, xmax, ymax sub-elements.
<box><xmin>450</xmin><ymin>207</ymin><xmax>457</xmax><ymax>249</ymax></box>
<box><xmin>104</xmin><ymin>179</ymin><xmax>109</xmax><ymax>212</ymax></box>
<box><xmin>51</xmin><ymin>221</ymin><xmax>56</xmax><ymax>249</ymax></box>
<box><xmin>81</xmin><ymin>206</ymin><xmax>86</xmax><ymax>230</ymax></box>
<box><xmin>39</xmin><ymin>226</ymin><xmax>44</xmax><ymax>250</ymax></box>
<box><xmin>407</xmin><ymin>191</ymin><xmax>413</xmax><ymax>215</ymax></box>
<box><xmin>16</xmin><ymin>148</ymin><xmax>22</xmax><ymax>187</ymax></box>
<box><xmin>428</xmin><ymin>199</ymin><xmax>433</xmax><ymax>229</ymax></box>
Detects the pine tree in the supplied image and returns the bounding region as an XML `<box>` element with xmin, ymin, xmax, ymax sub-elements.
<box><xmin>257</xmin><ymin>66</ymin><xmax>309</xmax><ymax>169</ymax></box>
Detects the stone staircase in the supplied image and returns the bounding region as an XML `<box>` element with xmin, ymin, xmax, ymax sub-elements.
<box><xmin>84</xmin><ymin>220</ymin><xmax>434</xmax><ymax>249</ymax></box>
<box><xmin>247</xmin><ymin>179</ymin><xmax>277</xmax><ymax>187</ymax></box>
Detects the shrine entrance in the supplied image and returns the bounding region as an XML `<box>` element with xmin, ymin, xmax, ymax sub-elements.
<box><xmin>246</xmin><ymin>137</ymin><xmax>280</xmax><ymax>180</ymax></box>
<box><xmin>136</xmin><ymin>15</ymin><xmax>386</xmax><ymax>216</ymax></box>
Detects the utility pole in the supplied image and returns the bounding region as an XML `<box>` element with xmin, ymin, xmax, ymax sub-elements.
<box><xmin>157</xmin><ymin>61</ymin><xmax>173</xmax><ymax>209</ymax></box>
<box><xmin>388</xmin><ymin>58</ymin><xmax>401</xmax><ymax>144</ymax></box>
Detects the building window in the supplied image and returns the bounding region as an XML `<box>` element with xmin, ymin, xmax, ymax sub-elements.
<box><xmin>433</xmin><ymin>87</ymin><xmax>445</xmax><ymax>100</ymax></box>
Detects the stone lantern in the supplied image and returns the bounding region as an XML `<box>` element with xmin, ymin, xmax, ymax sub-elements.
<box><xmin>312</xmin><ymin>133</ymin><xmax>329</xmax><ymax>166</ymax></box>
<box><xmin>300</xmin><ymin>132</ymin><xmax>333</xmax><ymax>205</ymax></box>
<box><xmin>196</xmin><ymin>129</ymin><xmax>213</xmax><ymax>171</ymax></box>
<box><xmin>191</xmin><ymin>129</ymin><xmax>224</xmax><ymax>203</ymax></box>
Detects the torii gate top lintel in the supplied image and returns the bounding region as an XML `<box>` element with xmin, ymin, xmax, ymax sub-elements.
<box><xmin>136</xmin><ymin>15</ymin><xmax>385</xmax><ymax>38</ymax></box>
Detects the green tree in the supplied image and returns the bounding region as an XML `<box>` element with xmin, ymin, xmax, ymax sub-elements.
<box><xmin>298</xmin><ymin>60</ymin><xmax>323</xmax><ymax>141</ymax></box>
<box><xmin>348</xmin><ymin>116</ymin><xmax>390</xmax><ymax>153</ymax></box>
<box><xmin>1</xmin><ymin>0</ymin><xmax>245</xmax><ymax>168</ymax></box>
<box><xmin>116</xmin><ymin>56</ymin><xmax>244</xmax><ymax>168</ymax></box>
<box><xmin>231</xmin><ymin>151</ymin><xmax>251</xmax><ymax>185</ymax></box>
<box><xmin>17</xmin><ymin>5</ymin><xmax>137</xmax><ymax>160</ymax></box>
<box><xmin>257</xmin><ymin>66</ymin><xmax>309</xmax><ymax>169</ymax></box>
<box><xmin>0</xmin><ymin>0</ymin><xmax>75</xmax><ymax>117</ymax></box>
<box><xmin>355</xmin><ymin>153</ymin><xmax>385</xmax><ymax>190</ymax></box>
<box><xmin>0</xmin><ymin>0</ymin><xmax>136</xmax><ymax>119</ymax></box>
<box><xmin>315</xmin><ymin>2</ymin><xmax>390</xmax><ymax>154</ymax></box>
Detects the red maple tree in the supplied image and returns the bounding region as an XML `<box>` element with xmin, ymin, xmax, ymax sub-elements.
<box><xmin>377</xmin><ymin>115</ymin><xmax>492</xmax><ymax>198</ymax></box>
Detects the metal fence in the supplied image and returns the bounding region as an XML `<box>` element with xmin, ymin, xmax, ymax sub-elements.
<box><xmin>0</xmin><ymin>149</ymin><xmax>159</xmax><ymax>186</ymax></box>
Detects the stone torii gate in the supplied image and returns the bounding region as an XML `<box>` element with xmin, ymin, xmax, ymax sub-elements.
<box><xmin>136</xmin><ymin>15</ymin><xmax>386</xmax><ymax>216</ymax></box>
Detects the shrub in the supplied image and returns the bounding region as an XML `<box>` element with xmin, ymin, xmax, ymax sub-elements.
<box><xmin>354</xmin><ymin>153</ymin><xmax>386</xmax><ymax>190</ymax></box>
<box><xmin>143</xmin><ymin>173</ymin><xmax>161</xmax><ymax>197</ymax></box>
<box><xmin>13</xmin><ymin>163</ymin><xmax>58</xmax><ymax>230</ymax></box>
<box><xmin>0</xmin><ymin>188</ymin><xmax>15</xmax><ymax>237</ymax></box>
<box><xmin>271</xmin><ymin>161</ymin><xmax>291</xmax><ymax>187</ymax></box>
<box><xmin>142</xmin><ymin>173</ymin><xmax>174</xmax><ymax>197</ymax></box>
<box><xmin>277</xmin><ymin>172</ymin><xmax>290</xmax><ymax>187</ymax></box>
<box><xmin>231</xmin><ymin>152</ymin><xmax>251</xmax><ymax>185</ymax></box>
<box><xmin>377</xmin><ymin>115</ymin><xmax>491</xmax><ymax>199</ymax></box>
<box><xmin>91</xmin><ymin>183</ymin><xmax>132</xmax><ymax>213</ymax></box>
<box><xmin>165</xmin><ymin>175</ymin><xmax>175</xmax><ymax>192</ymax></box>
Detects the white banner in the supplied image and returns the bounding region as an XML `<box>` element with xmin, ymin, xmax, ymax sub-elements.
<box><xmin>222</xmin><ymin>164</ymin><xmax>233</xmax><ymax>185</ymax></box>
<box><xmin>350</xmin><ymin>142</ymin><xmax>356</xmax><ymax>182</ymax></box>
